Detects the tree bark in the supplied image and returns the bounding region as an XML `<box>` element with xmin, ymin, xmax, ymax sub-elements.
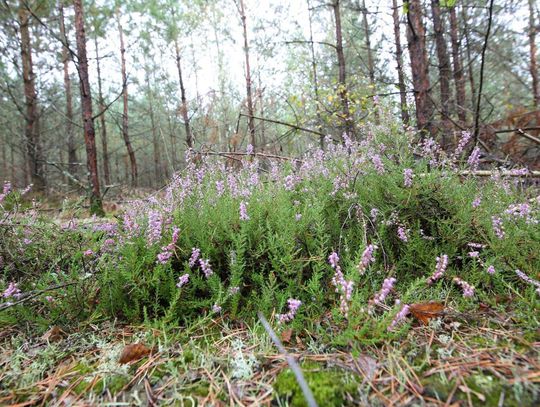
<box><xmin>238</xmin><ymin>0</ymin><xmax>256</xmax><ymax>149</ymax></box>
<box><xmin>73</xmin><ymin>0</ymin><xmax>103</xmax><ymax>215</ymax></box>
<box><xmin>174</xmin><ymin>38</ymin><xmax>193</xmax><ymax>149</ymax></box>
<box><xmin>529</xmin><ymin>0</ymin><xmax>540</xmax><ymax>108</ymax></box>
<box><xmin>59</xmin><ymin>2</ymin><xmax>77</xmax><ymax>177</ymax></box>
<box><xmin>462</xmin><ymin>5</ymin><xmax>476</xmax><ymax>112</ymax></box>
<box><xmin>18</xmin><ymin>1</ymin><xmax>45</xmax><ymax>191</ymax></box>
<box><xmin>332</xmin><ymin>0</ymin><xmax>353</xmax><ymax>138</ymax></box>
<box><xmin>117</xmin><ymin>14</ymin><xmax>137</xmax><ymax>187</ymax></box>
<box><xmin>405</xmin><ymin>0</ymin><xmax>434</xmax><ymax>135</ymax></box>
<box><xmin>392</xmin><ymin>0</ymin><xmax>410</xmax><ymax>127</ymax></box>
<box><xmin>431</xmin><ymin>0</ymin><xmax>453</xmax><ymax>145</ymax></box>
<box><xmin>146</xmin><ymin>69</ymin><xmax>161</xmax><ymax>184</ymax></box>
<box><xmin>449</xmin><ymin>5</ymin><xmax>467</xmax><ymax>125</ymax></box>
<box><xmin>361</xmin><ymin>0</ymin><xmax>379</xmax><ymax>123</ymax></box>
<box><xmin>307</xmin><ymin>0</ymin><xmax>324</xmax><ymax>148</ymax></box>
<box><xmin>94</xmin><ymin>36</ymin><xmax>110</xmax><ymax>186</ymax></box>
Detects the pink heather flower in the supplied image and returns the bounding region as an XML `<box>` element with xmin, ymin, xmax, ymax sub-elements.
<box><xmin>467</xmin><ymin>147</ymin><xmax>481</xmax><ymax>171</ymax></box>
<box><xmin>176</xmin><ymin>273</ymin><xmax>190</xmax><ymax>288</ymax></box>
<box><xmin>388</xmin><ymin>304</ymin><xmax>410</xmax><ymax>331</ymax></box>
<box><xmin>454</xmin><ymin>131</ymin><xmax>472</xmax><ymax>156</ymax></box>
<box><xmin>2</xmin><ymin>181</ymin><xmax>12</xmax><ymax>195</ymax></box>
<box><xmin>239</xmin><ymin>201</ymin><xmax>250</xmax><ymax>221</ymax></box>
<box><xmin>328</xmin><ymin>252</ymin><xmax>340</xmax><ymax>270</ymax></box>
<box><xmin>83</xmin><ymin>249</ymin><xmax>94</xmax><ymax>257</ymax></box>
<box><xmin>491</xmin><ymin>216</ymin><xmax>505</xmax><ymax>239</ymax></box>
<box><xmin>472</xmin><ymin>196</ymin><xmax>482</xmax><ymax>208</ymax></box>
<box><xmin>212</xmin><ymin>304</ymin><xmax>222</xmax><ymax>313</ymax></box>
<box><xmin>147</xmin><ymin>210</ymin><xmax>163</xmax><ymax>245</ymax></box>
<box><xmin>358</xmin><ymin>244</ymin><xmax>377</xmax><ymax>275</ymax></box>
<box><xmin>23</xmin><ymin>238</ymin><xmax>32</xmax><ymax>245</ymax></box>
<box><xmin>171</xmin><ymin>227</ymin><xmax>180</xmax><ymax>244</ymax></box>
<box><xmin>246</xmin><ymin>144</ymin><xmax>254</xmax><ymax>155</ymax></box>
<box><xmin>283</xmin><ymin>174</ymin><xmax>299</xmax><ymax>191</ymax></box>
<box><xmin>515</xmin><ymin>269</ymin><xmax>540</xmax><ymax>295</ymax></box>
<box><xmin>427</xmin><ymin>254</ymin><xmax>448</xmax><ymax>285</ymax></box>
<box><xmin>329</xmin><ymin>251</ymin><xmax>354</xmax><ymax>317</ymax></box>
<box><xmin>403</xmin><ymin>168</ymin><xmax>413</xmax><ymax>188</ymax></box>
<box><xmin>373</xmin><ymin>277</ymin><xmax>396</xmax><ymax>305</ymax></box>
<box><xmin>505</xmin><ymin>203</ymin><xmax>534</xmax><ymax>223</ymax></box>
<box><xmin>20</xmin><ymin>184</ymin><xmax>32</xmax><ymax>196</ymax></box>
<box><xmin>230</xmin><ymin>286</ymin><xmax>240</xmax><ymax>294</ymax></box>
<box><xmin>277</xmin><ymin>298</ymin><xmax>302</xmax><ymax>323</ymax></box>
<box><xmin>199</xmin><ymin>258</ymin><xmax>213</xmax><ymax>278</ymax></box>
<box><xmin>371</xmin><ymin>154</ymin><xmax>385</xmax><ymax>174</ymax></box>
<box><xmin>370</xmin><ymin>208</ymin><xmax>379</xmax><ymax>221</ymax></box>
<box><xmin>295</xmin><ymin>213</ymin><xmax>302</xmax><ymax>221</ymax></box>
<box><xmin>189</xmin><ymin>248</ymin><xmax>201</xmax><ymax>268</ymax></box>
<box><xmin>397</xmin><ymin>226</ymin><xmax>408</xmax><ymax>242</ymax></box>
<box><xmin>123</xmin><ymin>211</ymin><xmax>140</xmax><ymax>237</ymax></box>
<box><xmin>157</xmin><ymin>251</ymin><xmax>173</xmax><ymax>264</ymax></box>
<box><xmin>453</xmin><ymin>277</ymin><xmax>475</xmax><ymax>298</ymax></box>
<box><xmin>216</xmin><ymin>180</ymin><xmax>225</xmax><ymax>196</ymax></box>
<box><xmin>45</xmin><ymin>296</ymin><xmax>53</xmax><ymax>302</ymax></box>
<box><xmin>509</xmin><ymin>167</ymin><xmax>529</xmax><ymax>176</ymax></box>
<box><xmin>468</xmin><ymin>251</ymin><xmax>479</xmax><ymax>258</ymax></box>
<box><xmin>2</xmin><ymin>282</ymin><xmax>21</xmax><ymax>299</ymax></box>
<box><xmin>467</xmin><ymin>242</ymin><xmax>486</xmax><ymax>249</ymax></box>
<box><xmin>486</xmin><ymin>265</ymin><xmax>496</xmax><ymax>274</ymax></box>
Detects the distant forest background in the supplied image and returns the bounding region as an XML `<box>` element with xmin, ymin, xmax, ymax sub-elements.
<box><xmin>0</xmin><ymin>0</ymin><xmax>538</xmax><ymax>205</ymax></box>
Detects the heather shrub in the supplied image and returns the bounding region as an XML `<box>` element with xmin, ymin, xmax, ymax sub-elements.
<box><xmin>93</xmin><ymin>130</ymin><xmax>539</xmax><ymax>331</ymax></box>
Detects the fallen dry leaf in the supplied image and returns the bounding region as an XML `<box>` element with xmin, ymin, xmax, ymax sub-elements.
<box><xmin>281</xmin><ymin>328</ymin><xmax>293</xmax><ymax>344</ymax></box>
<box><xmin>409</xmin><ymin>302</ymin><xmax>445</xmax><ymax>325</ymax></box>
<box><xmin>118</xmin><ymin>343</ymin><xmax>151</xmax><ymax>364</ymax></box>
<box><xmin>42</xmin><ymin>326</ymin><xmax>64</xmax><ymax>342</ymax></box>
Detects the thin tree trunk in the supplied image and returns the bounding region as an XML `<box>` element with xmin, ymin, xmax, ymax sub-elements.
<box><xmin>18</xmin><ymin>1</ymin><xmax>45</xmax><ymax>191</ymax></box>
<box><xmin>431</xmin><ymin>0</ymin><xmax>453</xmax><ymax>145</ymax></box>
<box><xmin>73</xmin><ymin>0</ymin><xmax>103</xmax><ymax>215</ymax></box>
<box><xmin>174</xmin><ymin>38</ymin><xmax>193</xmax><ymax>149</ymax></box>
<box><xmin>117</xmin><ymin>14</ymin><xmax>137</xmax><ymax>187</ymax></box>
<box><xmin>238</xmin><ymin>0</ymin><xmax>256</xmax><ymax>149</ymax></box>
<box><xmin>59</xmin><ymin>2</ymin><xmax>77</xmax><ymax>177</ymax></box>
<box><xmin>146</xmin><ymin>70</ymin><xmax>161</xmax><ymax>184</ymax></box>
<box><xmin>529</xmin><ymin>0</ymin><xmax>540</xmax><ymax>108</ymax></box>
<box><xmin>392</xmin><ymin>0</ymin><xmax>410</xmax><ymax>127</ymax></box>
<box><xmin>94</xmin><ymin>36</ymin><xmax>110</xmax><ymax>186</ymax></box>
<box><xmin>449</xmin><ymin>5</ymin><xmax>467</xmax><ymax>125</ymax></box>
<box><xmin>405</xmin><ymin>0</ymin><xmax>434</xmax><ymax>135</ymax></box>
<box><xmin>361</xmin><ymin>0</ymin><xmax>379</xmax><ymax>123</ymax></box>
<box><xmin>462</xmin><ymin>5</ymin><xmax>476</xmax><ymax>112</ymax></box>
<box><xmin>307</xmin><ymin>0</ymin><xmax>324</xmax><ymax>148</ymax></box>
<box><xmin>332</xmin><ymin>0</ymin><xmax>353</xmax><ymax>138</ymax></box>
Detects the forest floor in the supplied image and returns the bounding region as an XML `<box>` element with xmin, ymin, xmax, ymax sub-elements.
<box><xmin>1</xmin><ymin>306</ymin><xmax>538</xmax><ymax>406</ymax></box>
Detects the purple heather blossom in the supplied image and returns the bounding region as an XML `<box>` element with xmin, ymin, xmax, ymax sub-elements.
<box><xmin>467</xmin><ymin>147</ymin><xmax>481</xmax><ymax>171</ymax></box>
<box><xmin>23</xmin><ymin>238</ymin><xmax>32</xmax><ymax>245</ymax></box>
<box><xmin>427</xmin><ymin>254</ymin><xmax>448</xmax><ymax>285</ymax></box>
<box><xmin>123</xmin><ymin>211</ymin><xmax>140</xmax><ymax>237</ymax></box>
<box><xmin>246</xmin><ymin>144</ymin><xmax>254</xmax><ymax>155</ymax></box>
<box><xmin>358</xmin><ymin>244</ymin><xmax>377</xmax><ymax>275</ymax></box>
<box><xmin>2</xmin><ymin>282</ymin><xmax>21</xmax><ymax>299</ymax></box>
<box><xmin>468</xmin><ymin>251</ymin><xmax>479</xmax><ymax>258</ymax></box>
<box><xmin>403</xmin><ymin>168</ymin><xmax>413</xmax><ymax>188</ymax></box>
<box><xmin>328</xmin><ymin>252</ymin><xmax>340</xmax><ymax>270</ymax></box>
<box><xmin>216</xmin><ymin>180</ymin><xmax>225</xmax><ymax>196</ymax></box>
<box><xmin>515</xmin><ymin>269</ymin><xmax>540</xmax><ymax>295</ymax></box>
<box><xmin>329</xmin><ymin>251</ymin><xmax>354</xmax><ymax>317</ymax></box>
<box><xmin>467</xmin><ymin>242</ymin><xmax>486</xmax><ymax>249</ymax></box>
<box><xmin>212</xmin><ymin>304</ymin><xmax>222</xmax><ymax>313</ymax></box>
<box><xmin>283</xmin><ymin>174</ymin><xmax>299</xmax><ymax>191</ymax></box>
<box><xmin>472</xmin><ymin>196</ymin><xmax>482</xmax><ymax>208</ymax></box>
<box><xmin>388</xmin><ymin>304</ymin><xmax>410</xmax><ymax>331</ymax></box>
<box><xmin>453</xmin><ymin>277</ymin><xmax>475</xmax><ymax>298</ymax></box>
<box><xmin>370</xmin><ymin>208</ymin><xmax>379</xmax><ymax>221</ymax></box>
<box><xmin>20</xmin><ymin>184</ymin><xmax>32</xmax><ymax>196</ymax></box>
<box><xmin>397</xmin><ymin>226</ymin><xmax>408</xmax><ymax>242</ymax></box>
<box><xmin>199</xmin><ymin>258</ymin><xmax>213</xmax><ymax>277</ymax></box>
<box><xmin>371</xmin><ymin>153</ymin><xmax>385</xmax><ymax>174</ymax></box>
<box><xmin>454</xmin><ymin>131</ymin><xmax>472</xmax><ymax>156</ymax></box>
<box><xmin>486</xmin><ymin>265</ymin><xmax>496</xmax><ymax>275</ymax></box>
<box><xmin>373</xmin><ymin>277</ymin><xmax>396</xmax><ymax>305</ymax></box>
<box><xmin>147</xmin><ymin>210</ymin><xmax>163</xmax><ymax>245</ymax></box>
<box><xmin>177</xmin><ymin>273</ymin><xmax>190</xmax><ymax>288</ymax></box>
<box><xmin>239</xmin><ymin>201</ymin><xmax>250</xmax><ymax>221</ymax></box>
<box><xmin>277</xmin><ymin>298</ymin><xmax>302</xmax><ymax>323</ymax></box>
<box><xmin>491</xmin><ymin>216</ymin><xmax>505</xmax><ymax>239</ymax></box>
<box><xmin>83</xmin><ymin>249</ymin><xmax>94</xmax><ymax>257</ymax></box>
<box><xmin>295</xmin><ymin>213</ymin><xmax>302</xmax><ymax>221</ymax></box>
<box><xmin>230</xmin><ymin>286</ymin><xmax>240</xmax><ymax>294</ymax></box>
<box><xmin>189</xmin><ymin>248</ymin><xmax>201</xmax><ymax>268</ymax></box>
<box><xmin>509</xmin><ymin>167</ymin><xmax>529</xmax><ymax>176</ymax></box>
<box><xmin>157</xmin><ymin>251</ymin><xmax>173</xmax><ymax>264</ymax></box>
<box><xmin>3</xmin><ymin>181</ymin><xmax>12</xmax><ymax>195</ymax></box>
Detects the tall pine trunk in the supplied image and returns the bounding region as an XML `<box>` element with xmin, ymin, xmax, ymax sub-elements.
<box><xmin>307</xmin><ymin>0</ymin><xmax>324</xmax><ymax>148</ymax></box>
<box><xmin>117</xmin><ymin>15</ymin><xmax>137</xmax><ymax>187</ymax></box>
<box><xmin>405</xmin><ymin>0</ymin><xmax>434</xmax><ymax>135</ymax></box>
<box><xmin>529</xmin><ymin>0</ymin><xmax>540</xmax><ymax>108</ymax></box>
<box><xmin>361</xmin><ymin>0</ymin><xmax>379</xmax><ymax>123</ymax></box>
<box><xmin>431</xmin><ymin>0</ymin><xmax>453</xmax><ymax>145</ymax></box>
<box><xmin>332</xmin><ymin>0</ymin><xmax>353</xmax><ymax>138</ymax></box>
<box><xmin>174</xmin><ymin>38</ymin><xmax>193</xmax><ymax>149</ymax></box>
<box><xmin>73</xmin><ymin>0</ymin><xmax>103</xmax><ymax>215</ymax></box>
<box><xmin>59</xmin><ymin>2</ymin><xmax>77</xmax><ymax>177</ymax></box>
<box><xmin>18</xmin><ymin>1</ymin><xmax>45</xmax><ymax>191</ymax></box>
<box><xmin>392</xmin><ymin>0</ymin><xmax>410</xmax><ymax>127</ymax></box>
<box><xmin>449</xmin><ymin>5</ymin><xmax>467</xmax><ymax>125</ymax></box>
<box><xmin>238</xmin><ymin>0</ymin><xmax>256</xmax><ymax>149</ymax></box>
<box><xmin>94</xmin><ymin>36</ymin><xmax>110</xmax><ymax>186</ymax></box>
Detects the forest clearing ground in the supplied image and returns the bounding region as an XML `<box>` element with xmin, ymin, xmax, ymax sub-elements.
<box><xmin>0</xmin><ymin>309</ymin><xmax>538</xmax><ymax>406</ymax></box>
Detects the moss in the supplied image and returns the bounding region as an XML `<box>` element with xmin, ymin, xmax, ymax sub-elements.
<box><xmin>274</xmin><ymin>362</ymin><xmax>359</xmax><ymax>407</ymax></box>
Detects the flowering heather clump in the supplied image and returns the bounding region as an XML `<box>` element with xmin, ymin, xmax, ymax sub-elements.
<box><xmin>372</xmin><ymin>277</ymin><xmax>396</xmax><ymax>305</ymax></box>
<box><xmin>388</xmin><ymin>303</ymin><xmax>410</xmax><ymax>331</ymax></box>
<box><xmin>472</xmin><ymin>196</ymin><xmax>482</xmax><ymax>208</ymax></box>
<box><xmin>157</xmin><ymin>226</ymin><xmax>180</xmax><ymax>264</ymax></box>
<box><xmin>189</xmin><ymin>248</ymin><xmax>201</xmax><ymax>268</ymax></box>
<box><xmin>486</xmin><ymin>265</ymin><xmax>496</xmax><ymax>275</ymax></box>
<box><xmin>491</xmin><ymin>216</ymin><xmax>505</xmax><ymax>239</ymax></box>
<box><xmin>83</xmin><ymin>249</ymin><xmax>94</xmax><ymax>257</ymax></box>
<box><xmin>212</xmin><ymin>304</ymin><xmax>222</xmax><ymax>313</ymax></box>
<box><xmin>397</xmin><ymin>226</ymin><xmax>408</xmax><ymax>242</ymax></box>
<box><xmin>177</xmin><ymin>273</ymin><xmax>190</xmax><ymax>288</ymax></box>
<box><xmin>403</xmin><ymin>168</ymin><xmax>413</xmax><ymax>188</ymax></box>
<box><xmin>427</xmin><ymin>255</ymin><xmax>448</xmax><ymax>285</ymax></box>
<box><xmin>147</xmin><ymin>210</ymin><xmax>163</xmax><ymax>245</ymax></box>
<box><xmin>199</xmin><ymin>259</ymin><xmax>213</xmax><ymax>278</ymax></box>
<box><xmin>453</xmin><ymin>277</ymin><xmax>475</xmax><ymax>298</ymax></box>
<box><xmin>329</xmin><ymin>252</ymin><xmax>354</xmax><ymax>317</ymax></box>
<box><xmin>454</xmin><ymin>131</ymin><xmax>472</xmax><ymax>157</ymax></box>
<box><xmin>239</xmin><ymin>201</ymin><xmax>250</xmax><ymax>221</ymax></box>
<box><xmin>370</xmin><ymin>153</ymin><xmax>385</xmax><ymax>174</ymax></box>
<box><xmin>0</xmin><ymin>181</ymin><xmax>12</xmax><ymax>203</ymax></box>
<box><xmin>277</xmin><ymin>298</ymin><xmax>302</xmax><ymax>323</ymax></box>
<box><xmin>515</xmin><ymin>269</ymin><xmax>540</xmax><ymax>295</ymax></box>
<box><xmin>467</xmin><ymin>147</ymin><xmax>481</xmax><ymax>171</ymax></box>
<box><xmin>2</xmin><ymin>282</ymin><xmax>21</xmax><ymax>299</ymax></box>
<box><xmin>357</xmin><ymin>244</ymin><xmax>377</xmax><ymax>275</ymax></box>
